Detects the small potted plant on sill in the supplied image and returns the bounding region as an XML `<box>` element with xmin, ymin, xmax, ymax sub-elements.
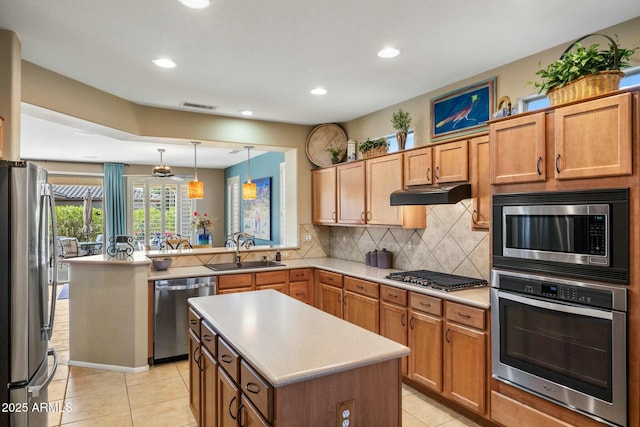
<box><xmin>391</xmin><ymin>108</ymin><xmax>411</xmax><ymax>150</ymax></box>
<box><xmin>359</xmin><ymin>137</ymin><xmax>389</xmax><ymax>159</ymax></box>
<box><xmin>530</xmin><ymin>33</ymin><xmax>638</xmax><ymax>106</ymax></box>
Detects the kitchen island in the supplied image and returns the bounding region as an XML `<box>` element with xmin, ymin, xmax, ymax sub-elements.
<box><xmin>189</xmin><ymin>289</ymin><xmax>409</xmax><ymax>426</ymax></box>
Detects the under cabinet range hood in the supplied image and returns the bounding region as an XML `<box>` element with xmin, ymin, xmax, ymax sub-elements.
<box><xmin>389</xmin><ymin>183</ymin><xmax>471</xmax><ymax>205</ymax></box>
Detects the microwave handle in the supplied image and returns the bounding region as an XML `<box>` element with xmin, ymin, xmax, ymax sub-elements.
<box><xmin>496</xmin><ymin>289</ymin><xmax>613</xmax><ymax>321</ymax></box>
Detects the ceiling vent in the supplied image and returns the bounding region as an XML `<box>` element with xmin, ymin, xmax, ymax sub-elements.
<box><xmin>180</xmin><ymin>101</ymin><xmax>217</xmax><ymax>111</ymax></box>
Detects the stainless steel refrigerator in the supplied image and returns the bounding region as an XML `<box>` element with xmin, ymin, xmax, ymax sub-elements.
<box><xmin>1</xmin><ymin>161</ymin><xmax>59</xmax><ymax>427</ymax></box>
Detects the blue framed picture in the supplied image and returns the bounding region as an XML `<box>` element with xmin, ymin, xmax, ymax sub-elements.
<box><xmin>243</xmin><ymin>177</ymin><xmax>271</xmax><ymax>240</ymax></box>
<box><xmin>431</xmin><ymin>77</ymin><xmax>496</xmax><ymax>141</ymax></box>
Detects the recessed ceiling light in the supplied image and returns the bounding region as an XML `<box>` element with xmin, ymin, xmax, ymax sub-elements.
<box><xmin>240</xmin><ymin>110</ymin><xmax>253</xmax><ymax>116</ymax></box>
<box><xmin>152</xmin><ymin>58</ymin><xmax>177</xmax><ymax>68</ymax></box>
<box><xmin>377</xmin><ymin>47</ymin><xmax>400</xmax><ymax>58</ymax></box>
<box><xmin>177</xmin><ymin>0</ymin><xmax>211</xmax><ymax>9</ymax></box>
<box><xmin>310</xmin><ymin>87</ymin><xmax>327</xmax><ymax>95</ymax></box>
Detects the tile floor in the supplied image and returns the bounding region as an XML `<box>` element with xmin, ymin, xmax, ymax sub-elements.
<box><xmin>47</xmin><ymin>294</ymin><xmax>481</xmax><ymax>427</ymax></box>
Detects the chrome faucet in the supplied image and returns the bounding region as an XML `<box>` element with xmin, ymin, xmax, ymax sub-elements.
<box><xmin>228</xmin><ymin>232</ymin><xmax>254</xmax><ymax>264</ymax></box>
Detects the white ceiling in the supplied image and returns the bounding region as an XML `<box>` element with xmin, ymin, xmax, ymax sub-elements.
<box><xmin>1</xmin><ymin>0</ymin><xmax>639</xmax><ymax>168</ymax></box>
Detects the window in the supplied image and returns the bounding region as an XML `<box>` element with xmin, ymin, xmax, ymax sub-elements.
<box><xmin>521</xmin><ymin>66</ymin><xmax>640</xmax><ymax>112</ymax></box>
<box><xmin>128</xmin><ymin>178</ymin><xmax>193</xmax><ymax>248</ymax></box>
<box><xmin>383</xmin><ymin>129</ymin><xmax>415</xmax><ymax>151</ymax></box>
<box><xmin>226</xmin><ymin>176</ymin><xmax>240</xmax><ymax>238</ymax></box>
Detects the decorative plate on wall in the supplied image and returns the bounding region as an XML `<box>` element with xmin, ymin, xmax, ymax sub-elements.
<box><xmin>305</xmin><ymin>123</ymin><xmax>348</xmax><ymax>167</ymax></box>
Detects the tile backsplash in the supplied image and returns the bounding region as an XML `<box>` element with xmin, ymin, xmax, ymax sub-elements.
<box><xmin>327</xmin><ymin>200</ymin><xmax>490</xmax><ymax>281</ymax></box>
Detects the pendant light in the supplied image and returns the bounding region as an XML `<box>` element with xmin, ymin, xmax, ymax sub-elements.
<box><xmin>188</xmin><ymin>141</ymin><xmax>204</xmax><ymax>199</ymax></box>
<box><xmin>242</xmin><ymin>146</ymin><xmax>257</xmax><ymax>200</ymax></box>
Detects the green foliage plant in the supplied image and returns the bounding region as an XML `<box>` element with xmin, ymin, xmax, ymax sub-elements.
<box><xmin>55</xmin><ymin>205</ymin><xmax>103</xmax><ymax>240</ymax></box>
<box><xmin>391</xmin><ymin>108</ymin><xmax>412</xmax><ymax>131</ymax></box>
<box><xmin>358</xmin><ymin>137</ymin><xmax>389</xmax><ymax>153</ymax></box>
<box><xmin>531</xmin><ymin>35</ymin><xmax>638</xmax><ymax>94</ymax></box>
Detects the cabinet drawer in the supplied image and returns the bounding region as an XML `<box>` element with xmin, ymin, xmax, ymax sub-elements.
<box><xmin>218</xmin><ymin>337</ymin><xmax>240</xmax><ymax>382</ymax></box>
<box><xmin>317</xmin><ymin>270</ymin><xmax>343</xmax><ymax>288</ymax></box>
<box><xmin>445</xmin><ymin>301</ymin><xmax>485</xmax><ymax>330</ymax></box>
<box><xmin>289</xmin><ymin>281</ymin><xmax>309</xmax><ymax>303</ymax></box>
<box><xmin>218</xmin><ymin>273</ymin><xmax>253</xmax><ymax>290</ymax></box>
<box><xmin>491</xmin><ymin>391</ymin><xmax>573</xmax><ymax>427</ymax></box>
<box><xmin>240</xmin><ymin>360</ymin><xmax>274</xmax><ymax>422</ymax></box>
<box><xmin>201</xmin><ymin>322</ymin><xmax>217</xmax><ymax>357</ymax></box>
<box><xmin>410</xmin><ymin>293</ymin><xmax>442</xmax><ymax>316</ymax></box>
<box><xmin>289</xmin><ymin>268</ymin><xmax>310</xmax><ymax>281</ymax></box>
<box><xmin>344</xmin><ymin>276</ymin><xmax>379</xmax><ymax>298</ymax></box>
<box><xmin>188</xmin><ymin>308</ymin><xmax>201</xmax><ymax>337</ymax></box>
<box><xmin>255</xmin><ymin>270</ymin><xmax>287</xmax><ymax>286</ymax></box>
<box><xmin>380</xmin><ymin>285</ymin><xmax>407</xmax><ymax>306</ymax></box>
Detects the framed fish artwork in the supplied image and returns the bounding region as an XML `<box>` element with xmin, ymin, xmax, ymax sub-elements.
<box><xmin>430</xmin><ymin>77</ymin><xmax>496</xmax><ymax>141</ymax></box>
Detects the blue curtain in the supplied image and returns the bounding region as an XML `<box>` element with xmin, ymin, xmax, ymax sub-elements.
<box><xmin>104</xmin><ymin>163</ymin><xmax>126</xmax><ymax>245</ymax></box>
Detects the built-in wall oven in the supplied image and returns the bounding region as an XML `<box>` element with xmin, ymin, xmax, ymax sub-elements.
<box><xmin>491</xmin><ymin>188</ymin><xmax>630</xmax><ymax>426</ymax></box>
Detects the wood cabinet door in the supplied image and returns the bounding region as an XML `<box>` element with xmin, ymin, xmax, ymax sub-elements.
<box><xmin>289</xmin><ymin>281</ymin><xmax>310</xmax><ymax>304</ymax></box>
<box><xmin>443</xmin><ymin>321</ymin><xmax>486</xmax><ymax>414</ymax></box>
<box><xmin>239</xmin><ymin>395</ymin><xmax>270</xmax><ymax>427</ymax></box>
<box><xmin>217</xmin><ymin>367</ymin><xmax>241</xmax><ymax>427</ymax></box>
<box><xmin>490</xmin><ymin>112</ymin><xmax>546</xmax><ymax>184</ymax></box>
<box><xmin>366</xmin><ymin>153</ymin><xmax>403</xmax><ymax>225</ymax></box>
<box><xmin>434</xmin><ymin>140</ymin><xmax>468</xmax><ymax>183</ymax></box>
<box><xmin>311</xmin><ymin>167</ymin><xmax>337</xmax><ymax>224</ymax></box>
<box><xmin>408</xmin><ymin>310</ymin><xmax>443</xmax><ymax>392</ymax></box>
<box><xmin>201</xmin><ymin>348</ymin><xmax>218</xmax><ymax>427</ymax></box>
<box><xmin>469</xmin><ymin>135</ymin><xmax>490</xmax><ymax>230</ymax></box>
<box><xmin>336</xmin><ymin>161</ymin><xmax>366</xmax><ymax>224</ymax></box>
<box><xmin>318</xmin><ymin>283</ymin><xmax>343</xmax><ymax>318</ymax></box>
<box><xmin>188</xmin><ymin>330</ymin><xmax>201</xmax><ymax>425</ymax></box>
<box><xmin>380</xmin><ymin>302</ymin><xmax>408</xmax><ymax>375</ymax></box>
<box><xmin>554</xmin><ymin>93</ymin><xmax>632</xmax><ymax>180</ymax></box>
<box><xmin>344</xmin><ymin>291</ymin><xmax>379</xmax><ymax>333</ymax></box>
<box><xmin>404</xmin><ymin>147</ymin><xmax>432</xmax><ymax>186</ymax></box>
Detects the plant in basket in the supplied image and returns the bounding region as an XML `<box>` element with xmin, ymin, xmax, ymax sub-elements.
<box><xmin>530</xmin><ymin>34</ymin><xmax>638</xmax><ymax>105</ymax></box>
<box><xmin>358</xmin><ymin>137</ymin><xmax>389</xmax><ymax>158</ymax></box>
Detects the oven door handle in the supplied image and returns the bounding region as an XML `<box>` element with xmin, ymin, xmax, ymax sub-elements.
<box><xmin>496</xmin><ymin>290</ymin><xmax>614</xmax><ymax>320</ymax></box>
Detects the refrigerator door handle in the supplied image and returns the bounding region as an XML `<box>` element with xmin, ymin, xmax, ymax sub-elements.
<box><xmin>41</xmin><ymin>183</ymin><xmax>58</xmax><ymax>340</ymax></box>
<box><xmin>28</xmin><ymin>348</ymin><xmax>58</xmax><ymax>398</ymax></box>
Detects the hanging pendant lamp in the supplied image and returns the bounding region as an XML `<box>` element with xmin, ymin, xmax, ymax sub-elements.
<box><xmin>242</xmin><ymin>146</ymin><xmax>257</xmax><ymax>200</ymax></box>
<box><xmin>188</xmin><ymin>141</ymin><xmax>204</xmax><ymax>199</ymax></box>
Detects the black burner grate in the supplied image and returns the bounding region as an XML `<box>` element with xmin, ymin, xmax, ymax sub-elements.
<box><xmin>385</xmin><ymin>270</ymin><xmax>488</xmax><ymax>292</ymax></box>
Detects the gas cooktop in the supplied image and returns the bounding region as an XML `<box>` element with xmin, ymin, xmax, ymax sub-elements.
<box><xmin>385</xmin><ymin>270</ymin><xmax>488</xmax><ymax>292</ymax></box>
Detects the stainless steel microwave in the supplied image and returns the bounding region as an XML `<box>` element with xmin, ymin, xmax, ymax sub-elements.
<box><xmin>492</xmin><ymin>188</ymin><xmax>629</xmax><ymax>284</ymax></box>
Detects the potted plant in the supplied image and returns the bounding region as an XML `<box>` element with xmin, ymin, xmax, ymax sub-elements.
<box><xmin>531</xmin><ymin>34</ymin><xmax>638</xmax><ymax>106</ymax></box>
<box><xmin>327</xmin><ymin>145</ymin><xmax>345</xmax><ymax>164</ymax></box>
<box><xmin>391</xmin><ymin>108</ymin><xmax>412</xmax><ymax>150</ymax></box>
<box><xmin>359</xmin><ymin>137</ymin><xmax>389</xmax><ymax>158</ymax></box>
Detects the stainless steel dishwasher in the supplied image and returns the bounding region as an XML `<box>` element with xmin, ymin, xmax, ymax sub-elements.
<box><xmin>154</xmin><ymin>276</ymin><xmax>216</xmax><ymax>363</ymax></box>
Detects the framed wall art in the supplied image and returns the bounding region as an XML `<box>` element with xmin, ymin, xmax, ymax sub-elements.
<box><xmin>430</xmin><ymin>77</ymin><xmax>496</xmax><ymax>141</ymax></box>
<box><xmin>243</xmin><ymin>177</ymin><xmax>271</xmax><ymax>240</ymax></box>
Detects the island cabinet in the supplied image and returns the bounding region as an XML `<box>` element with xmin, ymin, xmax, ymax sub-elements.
<box><xmin>311</xmin><ymin>167</ymin><xmax>336</xmax><ymax>224</ymax></box>
<box><xmin>343</xmin><ymin>276</ymin><xmax>379</xmax><ymax>333</ymax></box>
<box><xmin>469</xmin><ymin>135</ymin><xmax>490</xmax><ymax>230</ymax></box>
<box><xmin>379</xmin><ymin>285</ymin><xmax>408</xmax><ymax>376</ymax></box>
<box><xmin>316</xmin><ymin>269</ymin><xmax>344</xmax><ymax>318</ymax></box>
<box><xmin>189</xmin><ymin>290</ymin><xmax>408</xmax><ymax>427</ymax></box>
<box><xmin>408</xmin><ymin>293</ymin><xmax>443</xmax><ymax>392</ymax></box>
<box><xmin>443</xmin><ymin>301</ymin><xmax>487</xmax><ymax>415</ymax></box>
<box><xmin>490</xmin><ymin>92</ymin><xmax>633</xmax><ymax>186</ymax></box>
<box><xmin>189</xmin><ymin>309</ymin><xmax>218</xmax><ymax>427</ymax></box>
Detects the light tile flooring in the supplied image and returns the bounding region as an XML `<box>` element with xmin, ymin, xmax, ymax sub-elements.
<box><xmin>48</xmin><ymin>295</ymin><xmax>481</xmax><ymax>427</ymax></box>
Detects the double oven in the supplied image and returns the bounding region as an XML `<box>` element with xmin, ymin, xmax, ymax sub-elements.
<box><xmin>491</xmin><ymin>188</ymin><xmax>629</xmax><ymax>427</ymax></box>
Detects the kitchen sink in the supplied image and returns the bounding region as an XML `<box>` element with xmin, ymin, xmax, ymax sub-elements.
<box><xmin>205</xmin><ymin>260</ymin><xmax>286</xmax><ymax>271</ymax></box>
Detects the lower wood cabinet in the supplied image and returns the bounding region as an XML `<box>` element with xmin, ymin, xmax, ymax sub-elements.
<box><xmin>217</xmin><ymin>367</ymin><xmax>240</xmax><ymax>427</ymax></box>
<box><xmin>255</xmin><ymin>270</ymin><xmax>288</xmax><ymax>295</ymax></box>
<box><xmin>343</xmin><ymin>276</ymin><xmax>379</xmax><ymax>333</ymax></box>
<box><xmin>316</xmin><ymin>270</ymin><xmax>344</xmax><ymax>318</ymax></box>
<box><xmin>201</xmin><ymin>347</ymin><xmax>217</xmax><ymax>427</ymax></box>
<box><xmin>217</xmin><ymin>273</ymin><xmax>253</xmax><ymax>294</ymax></box>
<box><xmin>238</xmin><ymin>395</ymin><xmax>270</xmax><ymax>427</ymax></box>
<box><xmin>379</xmin><ymin>286</ymin><xmax>408</xmax><ymax>376</ymax></box>
<box><xmin>408</xmin><ymin>293</ymin><xmax>443</xmax><ymax>392</ymax></box>
<box><xmin>189</xmin><ymin>329</ymin><xmax>202</xmax><ymax>424</ymax></box>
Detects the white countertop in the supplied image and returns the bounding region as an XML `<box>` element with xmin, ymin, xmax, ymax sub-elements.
<box><xmin>149</xmin><ymin>257</ymin><xmax>491</xmax><ymax>309</ymax></box>
<box><xmin>64</xmin><ymin>251</ymin><xmax>151</xmax><ymax>265</ymax></box>
<box><xmin>189</xmin><ymin>290</ymin><xmax>410</xmax><ymax>387</ymax></box>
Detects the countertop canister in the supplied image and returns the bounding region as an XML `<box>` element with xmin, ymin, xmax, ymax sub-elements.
<box><xmin>377</xmin><ymin>248</ymin><xmax>392</xmax><ymax>269</ymax></box>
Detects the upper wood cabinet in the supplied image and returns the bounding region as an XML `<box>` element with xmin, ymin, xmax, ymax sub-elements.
<box><xmin>434</xmin><ymin>139</ymin><xmax>468</xmax><ymax>183</ymax></box>
<box><xmin>554</xmin><ymin>93</ymin><xmax>632</xmax><ymax>180</ymax></box>
<box><xmin>336</xmin><ymin>161</ymin><xmax>366</xmax><ymax>225</ymax></box>
<box><xmin>404</xmin><ymin>146</ymin><xmax>432</xmax><ymax>187</ymax></box>
<box><xmin>490</xmin><ymin>112</ymin><xmax>546</xmax><ymax>185</ymax></box>
<box><xmin>311</xmin><ymin>167</ymin><xmax>337</xmax><ymax>224</ymax></box>
<box><xmin>366</xmin><ymin>153</ymin><xmax>403</xmax><ymax>226</ymax></box>
<box><xmin>469</xmin><ymin>135</ymin><xmax>490</xmax><ymax>230</ymax></box>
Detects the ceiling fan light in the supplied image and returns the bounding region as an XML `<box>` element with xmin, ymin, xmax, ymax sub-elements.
<box><xmin>152</xmin><ymin>165</ymin><xmax>173</xmax><ymax>177</ymax></box>
<box><xmin>188</xmin><ymin>180</ymin><xmax>204</xmax><ymax>199</ymax></box>
<box><xmin>242</xmin><ymin>182</ymin><xmax>257</xmax><ymax>200</ymax></box>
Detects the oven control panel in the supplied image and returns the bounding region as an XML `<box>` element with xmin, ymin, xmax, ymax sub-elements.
<box><xmin>494</xmin><ymin>271</ymin><xmax>623</xmax><ymax>310</ymax></box>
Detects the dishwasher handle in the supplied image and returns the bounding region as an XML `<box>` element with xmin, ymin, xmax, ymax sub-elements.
<box><xmin>154</xmin><ymin>277</ymin><xmax>216</xmax><ymax>292</ymax></box>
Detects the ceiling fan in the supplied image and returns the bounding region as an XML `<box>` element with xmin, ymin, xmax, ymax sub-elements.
<box><xmin>124</xmin><ymin>148</ymin><xmax>190</xmax><ymax>181</ymax></box>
